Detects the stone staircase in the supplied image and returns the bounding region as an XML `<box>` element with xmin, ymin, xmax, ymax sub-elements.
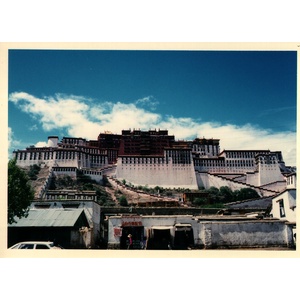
<box><xmin>196</xmin><ymin>171</ymin><xmax>282</xmax><ymax>196</ymax></box>
<box><xmin>29</xmin><ymin>166</ymin><xmax>53</xmax><ymax>199</ymax></box>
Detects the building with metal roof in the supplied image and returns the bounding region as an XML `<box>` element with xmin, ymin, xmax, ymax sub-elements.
<box><xmin>8</xmin><ymin>208</ymin><xmax>91</xmax><ymax>249</ymax></box>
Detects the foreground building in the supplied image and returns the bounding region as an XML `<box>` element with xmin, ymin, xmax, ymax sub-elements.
<box><xmin>8</xmin><ymin>190</ymin><xmax>102</xmax><ymax>249</ymax></box>
<box><xmin>8</xmin><ymin>208</ymin><xmax>90</xmax><ymax>249</ymax></box>
<box><xmin>107</xmin><ymin>214</ymin><xmax>295</xmax><ymax>249</ymax></box>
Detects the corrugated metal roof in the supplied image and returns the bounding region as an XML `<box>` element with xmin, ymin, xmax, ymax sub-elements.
<box><xmin>8</xmin><ymin>209</ymin><xmax>85</xmax><ymax>227</ymax></box>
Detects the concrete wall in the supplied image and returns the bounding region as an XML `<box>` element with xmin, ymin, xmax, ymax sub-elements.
<box><xmin>70</xmin><ymin>228</ymin><xmax>93</xmax><ymax>249</ymax></box>
<box><xmin>199</xmin><ymin>220</ymin><xmax>294</xmax><ymax>249</ymax></box>
<box><xmin>246</xmin><ymin>171</ymin><xmax>259</xmax><ymax>187</ymax></box>
<box><xmin>260</xmin><ymin>181</ymin><xmax>287</xmax><ymax>193</ymax></box>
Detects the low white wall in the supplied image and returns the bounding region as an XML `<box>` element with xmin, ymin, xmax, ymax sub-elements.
<box><xmin>199</xmin><ymin>220</ymin><xmax>293</xmax><ymax>248</ymax></box>
<box><xmin>196</xmin><ymin>172</ymin><xmax>262</xmax><ymax>194</ymax></box>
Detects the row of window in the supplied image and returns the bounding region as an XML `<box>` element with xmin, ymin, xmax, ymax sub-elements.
<box><xmin>195</xmin><ymin>159</ymin><xmax>255</xmax><ymax>168</ymax></box>
<box><xmin>62</xmin><ymin>138</ymin><xmax>86</xmax><ymax>145</ymax></box>
<box><xmin>166</xmin><ymin>150</ymin><xmax>192</xmax><ymax>164</ymax></box>
<box><xmin>17</xmin><ymin>152</ymin><xmax>54</xmax><ymax>160</ymax></box>
<box><xmin>257</xmin><ymin>156</ymin><xmax>277</xmax><ymax>164</ymax></box>
<box><xmin>56</xmin><ymin>151</ymin><xmax>76</xmax><ymax>160</ymax></box>
<box><xmin>287</xmin><ymin>176</ymin><xmax>295</xmax><ymax>185</ymax></box>
<box><xmin>121</xmin><ymin>157</ymin><xmax>166</xmax><ymax>164</ymax></box>
<box><xmin>82</xmin><ymin>170</ymin><xmax>102</xmax><ymax>175</ymax></box>
<box><xmin>46</xmin><ymin>195</ymin><xmax>96</xmax><ymax>200</ymax></box>
<box><xmin>90</xmin><ymin>156</ymin><xmax>107</xmax><ymax>164</ymax></box>
<box><xmin>192</xmin><ymin>145</ymin><xmax>219</xmax><ymax>155</ymax></box>
<box><xmin>53</xmin><ymin>167</ymin><xmax>77</xmax><ymax>172</ymax></box>
<box><xmin>225</xmin><ymin>151</ymin><xmax>268</xmax><ymax>159</ymax></box>
<box><xmin>121</xmin><ymin>166</ymin><xmax>190</xmax><ymax>170</ymax></box>
<box><xmin>16</xmin><ymin>150</ymin><xmax>107</xmax><ymax>161</ymax></box>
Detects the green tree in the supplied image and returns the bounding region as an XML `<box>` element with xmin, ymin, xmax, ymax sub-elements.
<box><xmin>193</xmin><ymin>197</ymin><xmax>207</xmax><ymax>206</ymax></box>
<box><xmin>119</xmin><ymin>195</ymin><xmax>128</xmax><ymax>206</ymax></box>
<box><xmin>8</xmin><ymin>159</ymin><xmax>34</xmax><ymax>224</ymax></box>
<box><xmin>233</xmin><ymin>188</ymin><xmax>259</xmax><ymax>201</ymax></box>
<box><xmin>207</xmin><ymin>186</ymin><xmax>220</xmax><ymax>203</ymax></box>
<box><xmin>28</xmin><ymin>164</ymin><xmax>41</xmax><ymax>180</ymax></box>
<box><xmin>207</xmin><ymin>187</ymin><xmax>219</xmax><ymax>197</ymax></box>
<box><xmin>219</xmin><ymin>186</ymin><xmax>234</xmax><ymax>203</ymax></box>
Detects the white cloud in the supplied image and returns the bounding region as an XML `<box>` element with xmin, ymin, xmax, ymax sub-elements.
<box><xmin>135</xmin><ymin>96</ymin><xmax>158</xmax><ymax>111</ymax></box>
<box><xmin>9</xmin><ymin>92</ymin><xmax>296</xmax><ymax>166</ymax></box>
<box><xmin>8</xmin><ymin>127</ymin><xmax>21</xmax><ymax>158</ymax></box>
<box><xmin>8</xmin><ymin>127</ymin><xmax>12</xmax><ymax>150</ymax></box>
<box><xmin>29</xmin><ymin>124</ymin><xmax>38</xmax><ymax>131</ymax></box>
<box><xmin>8</xmin><ymin>127</ymin><xmax>19</xmax><ymax>149</ymax></box>
<box><xmin>35</xmin><ymin>141</ymin><xmax>48</xmax><ymax>148</ymax></box>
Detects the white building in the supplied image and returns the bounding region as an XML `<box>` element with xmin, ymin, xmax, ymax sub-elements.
<box><xmin>271</xmin><ymin>189</ymin><xmax>296</xmax><ymax>223</ymax></box>
<box><xmin>12</xmin><ymin>133</ymin><xmax>295</xmax><ymax>194</ymax></box>
<box><xmin>107</xmin><ymin>214</ymin><xmax>295</xmax><ymax>249</ymax></box>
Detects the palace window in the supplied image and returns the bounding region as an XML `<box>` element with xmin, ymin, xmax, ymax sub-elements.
<box><xmin>279</xmin><ymin>199</ymin><xmax>285</xmax><ymax>218</ymax></box>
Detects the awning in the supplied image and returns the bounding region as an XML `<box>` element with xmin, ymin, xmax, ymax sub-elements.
<box><xmin>151</xmin><ymin>226</ymin><xmax>174</xmax><ymax>230</ymax></box>
<box><xmin>175</xmin><ymin>223</ymin><xmax>192</xmax><ymax>227</ymax></box>
<box><xmin>175</xmin><ymin>223</ymin><xmax>192</xmax><ymax>231</ymax></box>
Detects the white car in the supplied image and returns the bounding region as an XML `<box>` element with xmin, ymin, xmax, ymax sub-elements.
<box><xmin>9</xmin><ymin>241</ymin><xmax>63</xmax><ymax>249</ymax></box>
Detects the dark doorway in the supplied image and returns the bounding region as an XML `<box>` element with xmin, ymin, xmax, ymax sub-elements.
<box><xmin>173</xmin><ymin>225</ymin><xmax>194</xmax><ymax>249</ymax></box>
<box><xmin>147</xmin><ymin>228</ymin><xmax>171</xmax><ymax>250</ymax></box>
<box><xmin>120</xmin><ymin>226</ymin><xmax>144</xmax><ymax>249</ymax></box>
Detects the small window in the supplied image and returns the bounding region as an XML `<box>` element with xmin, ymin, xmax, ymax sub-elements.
<box><xmin>279</xmin><ymin>200</ymin><xmax>285</xmax><ymax>218</ymax></box>
<box><xmin>20</xmin><ymin>244</ymin><xmax>34</xmax><ymax>249</ymax></box>
<box><xmin>62</xmin><ymin>203</ymin><xmax>80</xmax><ymax>209</ymax></box>
<box><xmin>36</xmin><ymin>244</ymin><xmax>50</xmax><ymax>249</ymax></box>
<box><xmin>34</xmin><ymin>204</ymin><xmax>51</xmax><ymax>209</ymax></box>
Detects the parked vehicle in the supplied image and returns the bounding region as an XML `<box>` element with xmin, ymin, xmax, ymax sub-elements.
<box><xmin>9</xmin><ymin>241</ymin><xmax>63</xmax><ymax>249</ymax></box>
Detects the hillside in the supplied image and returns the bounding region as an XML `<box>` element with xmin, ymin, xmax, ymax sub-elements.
<box><xmin>23</xmin><ymin>164</ymin><xmax>182</xmax><ymax>207</ymax></box>
<box><xmin>23</xmin><ymin>164</ymin><xmax>261</xmax><ymax>209</ymax></box>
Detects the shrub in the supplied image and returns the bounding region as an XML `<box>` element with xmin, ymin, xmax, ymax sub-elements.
<box><xmin>119</xmin><ymin>195</ymin><xmax>128</xmax><ymax>206</ymax></box>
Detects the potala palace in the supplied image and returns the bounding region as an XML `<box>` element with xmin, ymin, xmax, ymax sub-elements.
<box><xmin>13</xmin><ymin>129</ymin><xmax>295</xmax><ymax>197</ymax></box>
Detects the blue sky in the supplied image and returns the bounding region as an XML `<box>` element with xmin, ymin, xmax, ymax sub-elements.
<box><xmin>8</xmin><ymin>49</ymin><xmax>297</xmax><ymax>165</ymax></box>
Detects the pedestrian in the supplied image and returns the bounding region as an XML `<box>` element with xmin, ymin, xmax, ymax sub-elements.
<box><xmin>127</xmin><ymin>234</ymin><xmax>133</xmax><ymax>249</ymax></box>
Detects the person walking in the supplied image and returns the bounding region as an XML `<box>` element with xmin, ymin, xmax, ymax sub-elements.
<box><xmin>127</xmin><ymin>234</ymin><xmax>133</xmax><ymax>249</ymax></box>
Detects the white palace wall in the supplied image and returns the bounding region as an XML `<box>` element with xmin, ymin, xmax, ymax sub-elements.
<box><xmin>196</xmin><ymin>172</ymin><xmax>265</xmax><ymax>195</ymax></box>
<box><xmin>115</xmin><ymin>159</ymin><xmax>198</xmax><ymax>189</ymax></box>
<box><xmin>258</xmin><ymin>162</ymin><xmax>286</xmax><ymax>186</ymax></box>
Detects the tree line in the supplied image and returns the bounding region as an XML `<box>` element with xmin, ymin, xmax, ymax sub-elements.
<box><xmin>191</xmin><ymin>186</ymin><xmax>260</xmax><ymax>208</ymax></box>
